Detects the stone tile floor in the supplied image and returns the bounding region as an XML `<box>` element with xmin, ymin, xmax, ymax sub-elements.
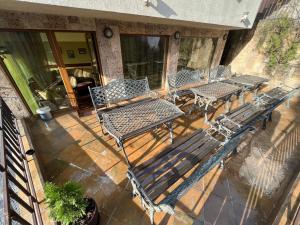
<box><xmin>26</xmin><ymin>83</ymin><xmax>300</xmax><ymax>225</ymax></box>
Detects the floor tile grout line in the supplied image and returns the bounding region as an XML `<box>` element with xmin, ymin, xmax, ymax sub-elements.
<box><xmin>225</xmin><ymin>172</ymin><xmax>239</xmax><ymax>225</ymax></box>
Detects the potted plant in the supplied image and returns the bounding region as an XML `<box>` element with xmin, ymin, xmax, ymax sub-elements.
<box><xmin>44</xmin><ymin>181</ymin><xmax>99</xmax><ymax>225</ymax></box>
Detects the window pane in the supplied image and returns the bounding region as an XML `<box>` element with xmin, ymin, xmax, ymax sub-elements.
<box><xmin>0</xmin><ymin>31</ymin><xmax>70</xmax><ymax>113</ymax></box>
<box><xmin>120</xmin><ymin>35</ymin><xmax>167</xmax><ymax>89</ymax></box>
<box><xmin>178</xmin><ymin>37</ymin><xmax>218</xmax><ymax>71</ymax></box>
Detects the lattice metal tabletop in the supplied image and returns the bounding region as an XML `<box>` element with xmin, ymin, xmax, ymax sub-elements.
<box><xmin>190</xmin><ymin>82</ymin><xmax>241</xmax><ymax>101</ymax></box>
<box><xmin>189</xmin><ymin>82</ymin><xmax>241</xmax><ymax>123</ymax></box>
<box><xmin>225</xmin><ymin>75</ymin><xmax>269</xmax><ymax>87</ymax></box>
<box><xmin>102</xmin><ymin>98</ymin><xmax>184</xmax><ymax>144</ymax></box>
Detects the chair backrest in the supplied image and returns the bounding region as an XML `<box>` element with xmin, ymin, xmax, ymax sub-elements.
<box><xmin>209</xmin><ymin>65</ymin><xmax>232</xmax><ymax>83</ymax></box>
<box><xmin>168</xmin><ymin>69</ymin><xmax>204</xmax><ymax>89</ymax></box>
<box><xmin>89</xmin><ymin>78</ymin><xmax>151</xmax><ymax>108</ymax></box>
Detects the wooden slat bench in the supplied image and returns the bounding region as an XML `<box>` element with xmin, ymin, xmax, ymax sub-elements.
<box><xmin>213</xmin><ymin>86</ymin><xmax>300</xmax><ymax>138</ymax></box>
<box><xmin>126</xmin><ymin>85</ymin><xmax>300</xmax><ymax>224</ymax></box>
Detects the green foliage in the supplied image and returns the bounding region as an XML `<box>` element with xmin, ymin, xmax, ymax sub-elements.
<box><xmin>258</xmin><ymin>17</ymin><xmax>299</xmax><ymax>70</ymax></box>
<box><xmin>44</xmin><ymin>181</ymin><xmax>87</xmax><ymax>225</ymax></box>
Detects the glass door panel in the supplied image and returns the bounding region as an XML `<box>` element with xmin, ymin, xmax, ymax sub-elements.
<box><xmin>177</xmin><ymin>37</ymin><xmax>218</xmax><ymax>71</ymax></box>
<box><xmin>0</xmin><ymin>31</ymin><xmax>70</xmax><ymax>113</ymax></box>
<box><xmin>120</xmin><ymin>35</ymin><xmax>167</xmax><ymax>89</ymax></box>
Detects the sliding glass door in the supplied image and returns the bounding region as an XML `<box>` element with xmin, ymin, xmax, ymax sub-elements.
<box><xmin>178</xmin><ymin>37</ymin><xmax>218</xmax><ymax>71</ymax></box>
<box><xmin>0</xmin><ymin>31</ymin><xmax>70</xmax><ymax>113</ymax></box>
<box><xmin>120</xmin><ymin>35</ymin><xmax>167</xmax><ymax>89</ymax></box>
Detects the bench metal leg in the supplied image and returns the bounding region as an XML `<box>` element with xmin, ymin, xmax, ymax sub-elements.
<box><xmin>220</xmin><ymin>160</ymin><xmax>224</xmax><ymax>169</ymax></box>
<box><xmin>204</xmin><ymin>103</ymin><xmax>209</xmax><ymax>124</ymax></box>
<box><xmin>117</xmin><ymin>140</ymin><xmax>131</xmax><ymax>167</ymax></box>
<box><xmin>166</xmin><ymin>122</ymin><xmax>174</xmax><ymax>144</ymax></box>
<box><xmin>285</xmin><ymin>98</ymin><xmax>291</xmax><ymax>108</ymax></box>
<box><xmin>262</xmin><ymin>118</ymin><xmax>267</xmax><ymax>130</ymax></box>
<box><xmin>239</xmin><ymin>91</ymin><xmax>245</xmax><ymax>105</ymax></box>
<box><xmin>253</xmin><ymin>88</ymin><xmax>259</xmax><ymax>100</ymax></box>
<box><xmin>225</xmin><ymin>100</ymin><xmax>231</xmax><ymax>113</ymax></box>
<box><xmin>233</xmin><ymin>148</ymin><xmax>238</xmax><ymax>154</ymax></box>
<box><xmin>268</xmin><ymin>112</ymin><xmax>272</xmax><ymax>122</ymax></box>
<box><xmin>189</xmin><ymin>94</ymin><xmax>199</xmax><ymax>114</ymax></box>
<box><xmin>149</xmin><ymin>208</ymin><xmax>155</xmax><ymax>225</ymax></box>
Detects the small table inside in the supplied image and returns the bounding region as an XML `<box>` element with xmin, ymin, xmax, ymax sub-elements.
<box><xmin>102</xmin><ymin>98</ymin><xmax>184</xmax><ymax>164</ymax></box>
<box><xmin>223</xmin><ymin>75</ymin><xmax>269</xmax><ymax>103</ymax></box>
<box><xmin>190</xmin><ymin>82</ymin><xmax>241</xmax><ymax>123</ymax></box>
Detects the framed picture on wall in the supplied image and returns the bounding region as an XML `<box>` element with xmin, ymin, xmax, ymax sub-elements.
<box><xmin>78</xmin><ymin>48</ymin><xmax>87</xmax><ymax>54</ymax></box>
<box><xmin>66</xmin><ymin>50</ymin><xmax>75</xmax><ymax>58</ymax></box>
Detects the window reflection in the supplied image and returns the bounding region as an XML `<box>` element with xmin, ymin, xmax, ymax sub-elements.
<box><xmin>0</xmin><ymin>31</ymin><xmax>70</xmax><ymax>113</ymax></box>
<box><xmin>178</xmin><ymin>37</ymin><xmax>218</xmax><ymax>71</ymax></box>
<box><xmin>120</xmin><ymin>35</ymin><xmax>167</xmax><ymax>89</ymax></box>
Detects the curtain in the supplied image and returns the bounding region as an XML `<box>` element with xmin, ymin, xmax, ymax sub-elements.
<box><xmin>0</xmin><ymin>32</ymin><xmax>63</xmax><ymax>113</ymax></box>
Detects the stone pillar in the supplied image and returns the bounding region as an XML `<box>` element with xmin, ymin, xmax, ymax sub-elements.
<box><xmin>0</xmin><ymin>63</ymin><xmax>30</xmax><ymax>118</ymax></box>
<box><xmin>211</xmin><ymin>31</ymin><xmax>228</xmax><ymax>68</ymax></box>
<box><xmin>95</xmin><ymin>21</ymin><xmax>124</xmax><ymax>84</ymax></box>
<box><xmin>165</xmin><ymin>35</ymin><xmax>180</xmax><ymax>89</ymax></box>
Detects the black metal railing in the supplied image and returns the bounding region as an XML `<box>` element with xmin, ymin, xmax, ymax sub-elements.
<box><xmin>0</xmin><ymin>97</ymin><xmax>43</xmax><ymax>225</ymax></box>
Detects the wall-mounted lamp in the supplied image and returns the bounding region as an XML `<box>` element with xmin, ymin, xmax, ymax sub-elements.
<box><xmin>241</xmin><ymin>12</ymin><xmax>249</xmax><ymax>23</ymax></box>
<box><xmin>223</xmin><ymin>33</ymin><xmax>228</xmax><ymax>40</ymax></box>
<box><xmin>25</xmin><ymin>148</ymin><xmax>35</xmax><ymax>155</ymax></box>
<box><xmin>103</xmin><ymin>27</ymin><xmax>113</xmax><ymax>39</ymax></box>
<box><xmin>174</xmin><ymin>31</ymin><xmax>181</xmax><ymax>40</ymax></box>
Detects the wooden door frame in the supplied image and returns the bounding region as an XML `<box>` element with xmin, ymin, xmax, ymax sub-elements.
<box><xmin>46</xmin><ymin>32</ymin><xmax>78</xmax><ymax>109</ymax></box>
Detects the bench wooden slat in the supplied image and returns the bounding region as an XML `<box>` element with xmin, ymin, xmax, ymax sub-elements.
<box><xmin>139</xmin><ymin>133</ymin><xmax>211</xmax><ymax>188</ymax></box>
<box><xmin>135</xmin><ymin>130</ymin><xmax>206</xmax><ymax>178</ymax></box>
<box><xmin>134</xmin><ymin>129</ymin><xmax>204</xmax><ymax>172</ymax></box>
<box><xmin>145</xmin><ymin>138</ymin><xmax>220</xmax><ymax>201</ymax></box>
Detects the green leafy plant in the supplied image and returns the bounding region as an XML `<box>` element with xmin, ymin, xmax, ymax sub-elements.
<box><xmin>258</xmin><ymin>17</ymin><xmax>299</xmax><ymax>71</ymax></box>
<box><xmin>44</xmin><ymin>181</ymin><xmax>88</xmax><ymax>225</ymax></box>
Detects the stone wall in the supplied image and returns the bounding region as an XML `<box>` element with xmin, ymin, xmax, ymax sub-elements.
<box><xmin>227</xmin><ymin>20</ymin><xmax>300</xmax><ymax>78</ymax></box>
<box><xmin>0</xmin><ymin>9</ymin><xmax>228</xmax><ymax>117</ymax></box>
<box><xmin>0</xmin><ymin>10</ymin><xmax>96</xmax><ymax>31</ymax></box>
<box><xmin>96</xmin><ymin>19</ymin><xmax>228</xmax><ymax>85</ymax></box>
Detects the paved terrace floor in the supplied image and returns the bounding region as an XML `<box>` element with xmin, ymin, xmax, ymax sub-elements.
<box><xmin>26</xmin><ymin>82</ymin><xmax>300</xmax><ymax>225</ymax></box>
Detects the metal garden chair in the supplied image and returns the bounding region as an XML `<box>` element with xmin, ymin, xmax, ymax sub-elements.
<box><xmin>167</xmin><ymin>69</ymin><xmax>205</xmax><ymax>104</ymax></box>
<box><xmin>208</xmin><ymin>65</ymin><xmax>232</xmax><ymax>83</ymax></box>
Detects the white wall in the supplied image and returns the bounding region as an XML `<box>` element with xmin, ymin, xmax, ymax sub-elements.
<box><xmin>0</xmin><ymin>0</ymin><xmax>263</xmax><ymax>29</ymax></box>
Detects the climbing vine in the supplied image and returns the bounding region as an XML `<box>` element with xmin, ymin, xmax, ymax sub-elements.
<box><xmin>258</xmin><ymin>17</ymin><xmax>299</xmax><ymax>71</ymax></box>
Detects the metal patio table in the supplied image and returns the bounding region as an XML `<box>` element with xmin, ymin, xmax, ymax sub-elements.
<box><xmin>102</xmin><ymin>98</ymin><xmax>184</xmax><ymax>165</ymax></box>
<box><xmin>190</xmin><ymin>82</ymin><xmax>241</xmax><ymax>123</ymax></box>
<box><xmin>223</xmin><ymin>75</ymin><xmax>269</xmax><ymax>104</ymax></box>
